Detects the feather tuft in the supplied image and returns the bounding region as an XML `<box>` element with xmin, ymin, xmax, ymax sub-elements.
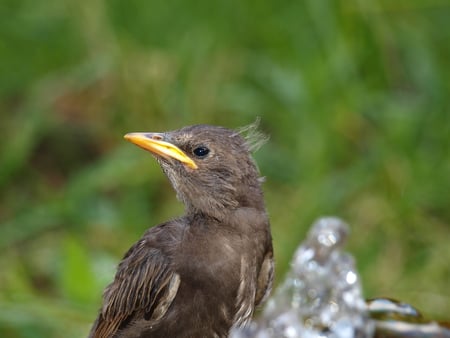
<box><xmin>233</xmin><ymin>117</ymin><xmax>269</xmax><ymax>152</ymax></box>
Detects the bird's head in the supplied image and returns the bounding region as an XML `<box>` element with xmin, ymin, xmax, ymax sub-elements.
<box><xmin>124</xmin><ymin>124</ymin><xmax>267</xmax><ymax>219</ymax></box>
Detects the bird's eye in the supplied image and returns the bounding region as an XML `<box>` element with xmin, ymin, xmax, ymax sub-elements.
<box><xmin>193</xmin><ymin>146</ymin><xmax>210</xmax><ymax>158</ymax></box>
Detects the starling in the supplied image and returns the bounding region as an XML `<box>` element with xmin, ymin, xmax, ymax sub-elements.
<box><xmin>89</xmin><ymin>124</ymin><xmax>273</xmax><ymax>338</ymax></box>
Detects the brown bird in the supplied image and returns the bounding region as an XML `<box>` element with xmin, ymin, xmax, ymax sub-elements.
<box><xmin>89</xmin><ymin>124</ymin><xmax>273</xmax><ymax>338</ymax></box>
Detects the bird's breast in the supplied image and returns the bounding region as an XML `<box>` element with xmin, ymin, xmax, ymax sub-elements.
<box><xmin>152</xmin><ymin>214</ymin><xmax>271</xmax><ymax>335</ymax></box>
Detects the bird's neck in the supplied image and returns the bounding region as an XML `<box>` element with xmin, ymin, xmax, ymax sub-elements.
<box><xmin>185</xmin><ymin>183</ymin><xmax>266</xmax><ymax>221</ymax></box>
<box><xmin>236</xmin><ymin>183</ymin><xmax>266</xmax><ymax>210</ymax></box>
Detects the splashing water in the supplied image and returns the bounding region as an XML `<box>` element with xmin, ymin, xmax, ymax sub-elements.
<box><xmin>232</xmin><ymin>217</ymin><xmax>374</xmax><ymax>338</ymax></box>
<box><xmin>232</xmin><ymin>217</ymin><xmax>450</xmax><ymax>338</ymax></box>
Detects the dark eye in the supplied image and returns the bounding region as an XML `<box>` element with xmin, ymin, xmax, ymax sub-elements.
<box><xmin>193</xmin><ymin>146</ymin><xmax>210</xmax><ymax>158</ymax></box>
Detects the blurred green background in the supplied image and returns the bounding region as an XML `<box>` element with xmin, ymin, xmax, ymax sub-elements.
<box><xmin>1</xmin><ymin>0</ymin><xmax>449</xmax><ymax>337</ymax></box>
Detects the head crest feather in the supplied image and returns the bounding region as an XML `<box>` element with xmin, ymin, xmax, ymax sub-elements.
<box><xmin>234</xmin><ymin>117</ymin><xmax>269</xmax><ymax>152</ymax></box>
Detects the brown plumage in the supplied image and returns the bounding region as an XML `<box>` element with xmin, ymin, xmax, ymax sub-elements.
<box><xmin>89</xmin><ymin>124</ymin><xmax>273</xmax><ymax>338</ymax></box>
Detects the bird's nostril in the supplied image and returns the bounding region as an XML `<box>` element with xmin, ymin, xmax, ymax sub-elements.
<box><xmin>151</xmin><ymin>134</ymin><xmax>163</xmax><ymax>141</ymax></box>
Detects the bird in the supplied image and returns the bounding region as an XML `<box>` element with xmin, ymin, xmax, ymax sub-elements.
<box><xmin>89</xmin><ymin>124</ymin><xmax>274</xmax><ymax>338</ymax></box>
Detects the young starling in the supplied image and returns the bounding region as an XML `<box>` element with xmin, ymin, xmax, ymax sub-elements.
<box><xmin>89</xmin><ymin>124</ymin><xmax>273</xmax><ymax>338</ymax></box>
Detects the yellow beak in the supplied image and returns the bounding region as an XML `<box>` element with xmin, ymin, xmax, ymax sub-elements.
<box><xmin>124</xmin><ymin>132</ymin><xmax>198</xmax><ymax>169</ymax></box>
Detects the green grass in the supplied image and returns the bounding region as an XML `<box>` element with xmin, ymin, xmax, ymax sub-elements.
<box><xmin>1</xmin><ymin>1</ymin><xmax>449</xmax><ymax>337</ymax></box>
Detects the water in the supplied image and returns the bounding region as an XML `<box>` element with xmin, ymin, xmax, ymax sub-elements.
<box><xmin>231</xmin><ymin>217</ymin><xmax>374</xmax><ymax>338</ymax></box>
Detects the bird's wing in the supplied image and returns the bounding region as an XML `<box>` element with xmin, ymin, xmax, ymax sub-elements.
<box><xmin>89</xmin><ymin>238</ymin><xmax>180</xmax><ymax>338</ymax></box>
<box><xmin>254</xmin><ymin>250</ymin><xmax>274</xmax><ymax>306</ymax></box>
<box><xmin>233</xmin><ymin>250</ymin><xmax>274</xmax><ymax>328</ymax></box>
